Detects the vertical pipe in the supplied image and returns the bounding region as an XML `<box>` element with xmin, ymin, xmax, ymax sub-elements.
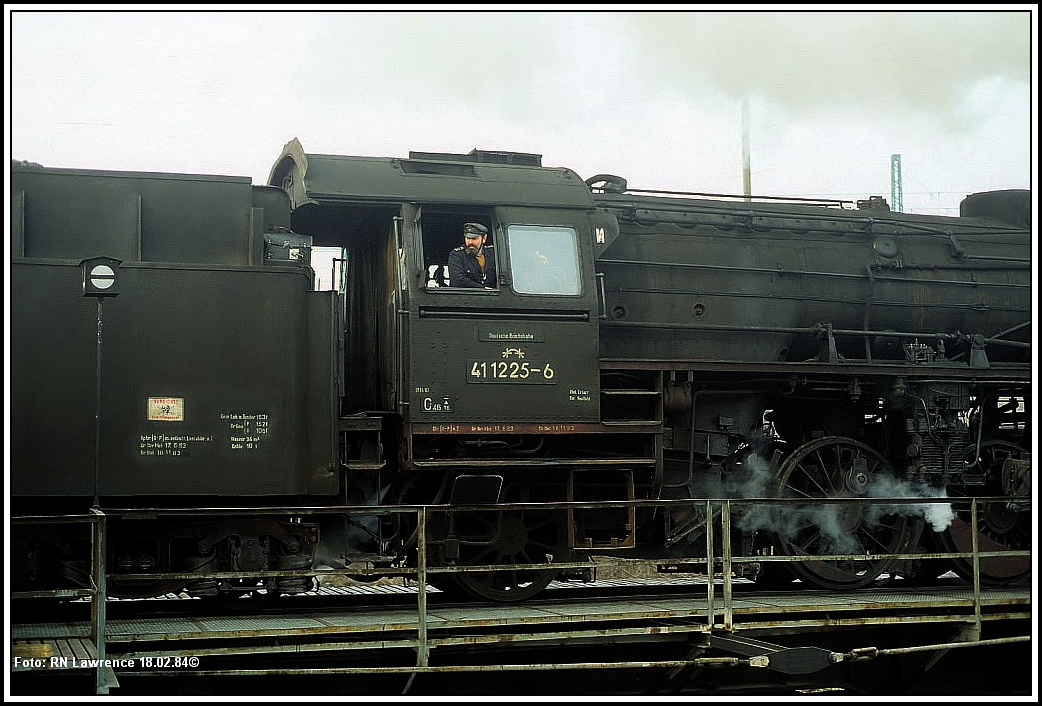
<box><xmin>970</xmin><ymin>500</ymin><xmax>982</xmax><ymax>637</ymax></box>
<box><xmin>416</xmin><ymin>507</ymin><xmax>429</xmax><ymax>667</ymax></box>
<box><xmin>721</xmin><ymin>500</ymin><xmax>733</xmax><ymax>632</ymax></box>
<box><xmin>705</xmin><ymin>499</ymin><xmax>715</xmax><ymax>626</ymax></box>
<box><xmin>91</xmin><ymin>508</ymin><xmax>109</xmax><ymax>694</ymax></box>
<box><xmin>742</xmin><ymin>98</ymin><xmax>751</xmax><ymax>201</ymax></box>
<box><xmin>403</xmin><ymin>506</ymin><xmax>430</xmax><ymax>695</ymax></box>
<box><xmin>93</xmin><ymin>298</ymin><xmax>103</xmax><ymax>509</ymax></box>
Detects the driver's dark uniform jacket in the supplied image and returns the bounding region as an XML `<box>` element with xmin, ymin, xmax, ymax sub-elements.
<box><xmin>448</xmin><ymin>245</ymin><xmax>497</xmax><ymax>288</ymax></box>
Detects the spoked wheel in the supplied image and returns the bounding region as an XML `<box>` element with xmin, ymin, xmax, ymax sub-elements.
<box><xmin>935</xmin><ymin>441</ymin><xmax>1031</xmax><ymax>585</ymax></box>
<box><xmin>434</xmin><ymin>479</ymin><xmax>568</xmax><ymax>602</ymax></box>
<box><xmin>774</xmin><ymin>436</ymin><xmax>914</xmax><ymax>590</ymax></box>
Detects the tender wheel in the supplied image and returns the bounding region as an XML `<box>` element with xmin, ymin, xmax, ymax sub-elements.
<box><xmin>774</xmin><ymin>436</ymin><xmax>914</xmax><ymax>590</ymax></box>
<box><xmin>935</xmin><ymin>441</ymin><xmax>1030</xmax><ymax>585</ymax></box>
<box><xmin>434</xmin><ymin>478</ymin><xmax>568</xmax><ymax>602</ymax></box>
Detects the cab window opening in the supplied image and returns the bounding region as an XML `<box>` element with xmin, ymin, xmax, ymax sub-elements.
<box><xmin>420</xmin><ymin>211</ymin><xmax>496</xmax><ymax>290</ymax></box>
<box><xmin>507</xmin><ymin>224</ymin><xmax>581</xmax><ymax>295</ymax></box>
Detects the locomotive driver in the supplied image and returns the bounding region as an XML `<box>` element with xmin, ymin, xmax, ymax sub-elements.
<box><xmin>448</xmin><ymin>222</ymin><xmax>497</xmax><ymax>288</ymax></box>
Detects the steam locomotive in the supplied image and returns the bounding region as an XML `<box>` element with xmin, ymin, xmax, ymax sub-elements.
<box><xmin>10</xmin><ymin>140</ymin><xmax>1031</xmax><ymax>604</ymax></box>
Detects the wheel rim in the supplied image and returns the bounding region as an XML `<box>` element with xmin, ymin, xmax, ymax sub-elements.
<box><xmin>774</xmin><ymin>436</ymin><xmax>912</xmax><ymax>590</ymax></box>
<box><xmin>936</xmin><ymin>441</ymin><xmax>1031</xmax><ymax>585</ymax></box>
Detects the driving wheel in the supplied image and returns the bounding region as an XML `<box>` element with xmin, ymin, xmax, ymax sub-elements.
<box><xmin>774</xmin><ymin>436</ymin><xmax>914</xmax><ymax>590</ymax></box>
<box><xmin>935</xmin><ymin>441</ymin><xmax>1030</xmax><ymax>585</ymax></box>
<box><xmin>437</xmin><ymin>478</ymin><xmax>568</xmax><ymax>602</ymax></box>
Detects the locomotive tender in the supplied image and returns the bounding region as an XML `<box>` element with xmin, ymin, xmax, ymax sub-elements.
<box><xmin>10</xmin><ymin>140</ymin><xmax>1032</xmax><ymax>602</ymax></box>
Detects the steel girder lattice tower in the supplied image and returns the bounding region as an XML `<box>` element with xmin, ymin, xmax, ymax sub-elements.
<box><xmin>890</xmin><ymin>154</ymin><xmax>903</xmax><ymax>213</ymax></box>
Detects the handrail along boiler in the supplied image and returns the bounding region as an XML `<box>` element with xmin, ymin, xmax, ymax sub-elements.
<box><xmin>10</xmin><ymin>141</ymin><xmax>1031</xmax><ymax>602</ymax></box>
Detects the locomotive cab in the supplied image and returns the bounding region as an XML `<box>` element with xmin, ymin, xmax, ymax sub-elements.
<box><xmin>269</xmin><ymin>139</ymin><xmax>607</xmax><ymax>436</ymax></box>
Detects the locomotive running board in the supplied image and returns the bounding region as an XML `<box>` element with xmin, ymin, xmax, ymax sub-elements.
<box><xmin>411</xmin><ymin>456</ymin><xmax>656</xmax><ymax>468</ymax></box>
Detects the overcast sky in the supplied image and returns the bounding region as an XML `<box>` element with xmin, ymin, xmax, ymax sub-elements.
<box><xmin>5</xmin><ymin>7</ymin><xmax>1037</xmax><ymax>217</ymax></box>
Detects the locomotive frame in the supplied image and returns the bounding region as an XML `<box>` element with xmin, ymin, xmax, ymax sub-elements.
<box><xmin>9</xmin><ymin>140</ymin><xmax>1032</xmax><ymax>606</ymax></box>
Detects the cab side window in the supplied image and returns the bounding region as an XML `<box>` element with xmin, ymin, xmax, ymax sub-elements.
<box><xmin>507</xmin><ymin>225</ymin><xmax>580</xmax><ymax>295</ymax></box>
<box><xmin>419</xmin><ymin>211</ymin><xmax>496</xmax><ymax>290</ymax></box>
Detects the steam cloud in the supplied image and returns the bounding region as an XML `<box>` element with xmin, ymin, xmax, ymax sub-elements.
<box><xmin>726</xmin><ymin>452</ymin><xmax>954</xmax><ymax>556</ymax></box>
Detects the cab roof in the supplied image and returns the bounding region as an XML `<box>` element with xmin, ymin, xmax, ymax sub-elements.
<box><xmin>268</xmin><ymin>138</ymin><xmax>595</xmax><ymax>210</ymax></box>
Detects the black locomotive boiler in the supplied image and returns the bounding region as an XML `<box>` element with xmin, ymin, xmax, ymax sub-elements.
<box><xmin>10</xmin><ymin>140</ymin><xmax>1031</xmax><ymax>603</ymax></box>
